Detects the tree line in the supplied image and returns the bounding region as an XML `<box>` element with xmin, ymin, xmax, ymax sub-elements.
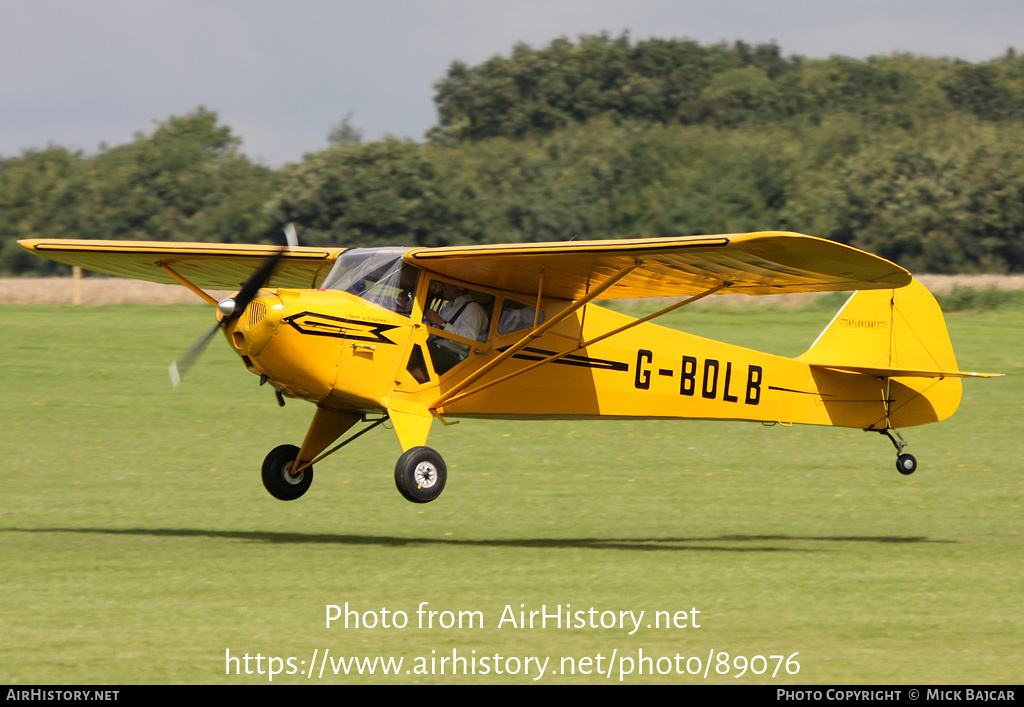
<box><xmin>3</xmin><ymin>34</ymin><xmax>1024</xmax><ymax>276</ymax></box>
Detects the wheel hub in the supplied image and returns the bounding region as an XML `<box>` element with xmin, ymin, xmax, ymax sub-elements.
<box><xmin>413</xmin><ymin>462</ymin><xmax>437</xmax><ymax>489</ymax></box>
<box><xmin>282</xmin><ymin>461</ymin><xmax>305</xmax><ymax>486</ymax></box>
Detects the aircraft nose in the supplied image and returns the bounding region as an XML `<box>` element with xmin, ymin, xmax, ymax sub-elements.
<box><xmin>217</xmin><ymin>297</ymin><xmax>238</xmax><ymax>318</ymax></box>
<box><xmin>225</xmin><ymin>293</ymin><xmax>283</xmax><ymax>357</ymax></box>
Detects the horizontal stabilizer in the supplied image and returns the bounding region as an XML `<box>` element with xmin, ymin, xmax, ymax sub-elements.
<box><xmin>811</xmin><ymin>364</ymin><xmax>1002</xmax><ymax>379</ymax></box>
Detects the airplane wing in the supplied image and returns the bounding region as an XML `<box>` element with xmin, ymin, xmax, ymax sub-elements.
<box><xmin>17</xmin><ymin>239</ymin><xmax>346</xmax><ymax>290</ymax></box>
<box><xmin>404</xmin><ymin>231</ymin><xmax>912</xmax><ymax>300</ymax></box>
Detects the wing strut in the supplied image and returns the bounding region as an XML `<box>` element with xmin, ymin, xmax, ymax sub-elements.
<box><xmin>431</xmin><ymin>279</ymin><xmax>730</xmax><ymax>411</ymax></box>
<box><xmin>430</xmin><ymin>262</ymin><xmax>640</xmax><ymax>411</ymax></box>
<box><xmin>159</xmin><ymin>263</ymin><xmax>219</xmax><ymax>306</ymax></box>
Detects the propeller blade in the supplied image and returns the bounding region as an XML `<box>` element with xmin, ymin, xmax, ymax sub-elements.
<box><xmin>284</xmin><ymin>223</ymin><xmax>298</xmax><ymax>249</ymax></box>
<box><xmin>168</xmin><ymin>242</ymin><xmax>287</xmax><ymax>387</ymax></box>
<box><xmin>231</xmin><ymin>248</ymin><xmax>286</xmax><ymax>321</ymax></box>
<box><xmin>168</xmin><ymin>320</ymin><xmax>222</xmax><ymax>388</ymax></box>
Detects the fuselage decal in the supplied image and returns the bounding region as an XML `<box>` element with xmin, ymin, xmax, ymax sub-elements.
<box><xmin>496</xmin><ymin>346</ymin><xmax>629</xmax><ymax>372</ymax></box>
<box><xmin>283</xmin><ymin>311</ymin><xmax>400</xmax><ymax>344</ymax></box>
<box><xmin>768</xmin><ymin>385</ymin><xmax>836</xmax><ymax>398</ymax></box>
<box><xmin>634</xmin><ymin>349</ymin><xmax>763</xmax><ymax>405</ymax></box>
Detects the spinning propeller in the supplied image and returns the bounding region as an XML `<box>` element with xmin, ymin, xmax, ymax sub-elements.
<box><xmin>168</xmin><ymin>226</ymin><xmax>295</xmax><ymax>387</ymax></box>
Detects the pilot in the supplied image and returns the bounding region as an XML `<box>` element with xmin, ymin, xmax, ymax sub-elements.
<box><xmin>424</xmin><ymin>282</ymin><xmax>488</xmax><ymax>374</ymax></box>
<box><xmin>394</xmin><ymin>265</ymin><xmax>419</xmax><ymax>316</ymax></box>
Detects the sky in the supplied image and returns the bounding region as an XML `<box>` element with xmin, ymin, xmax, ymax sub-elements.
<box><xmin>2</xmin><ymin>0</ymin><xmax>1022</xmax><ymax>167</ymax></box>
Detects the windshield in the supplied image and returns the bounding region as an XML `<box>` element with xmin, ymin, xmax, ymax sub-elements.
<box><xmin>321</xmin><ymin>248</ymin><xmax>419</xmax><ymax>316</ymax></box>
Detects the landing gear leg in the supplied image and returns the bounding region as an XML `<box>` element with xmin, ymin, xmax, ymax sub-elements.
<box><xmin>880</xmin><ymin>429</ymin><xmax>917</xmax><ymax>475</ymax></box>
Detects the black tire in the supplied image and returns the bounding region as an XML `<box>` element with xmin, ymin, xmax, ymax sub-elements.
<box><xmin>394</xmin><ymin>446</ymin><xmax>447</xmax><ymax>503</ymax></box>
<box><xmin>896</xmin><ymin>453</ymin><xmax>917</xmax><ymax>476</ymax></box>
<box><xmin>262</xmin><ymin>444</ymin><xmax>313</xmax><ymax>500</ymax></box>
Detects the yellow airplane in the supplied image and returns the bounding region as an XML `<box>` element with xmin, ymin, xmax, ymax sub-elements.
<box><xmin>19</xmin><ymin>231</ymin><xmax>1000</xmax><ymax>504</ymax></box>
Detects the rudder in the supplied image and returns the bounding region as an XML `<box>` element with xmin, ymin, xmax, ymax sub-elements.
<box><xmin>797</xmin><ymin>279</ymin><xmax>963</xmax><ymax>428</ymax></box>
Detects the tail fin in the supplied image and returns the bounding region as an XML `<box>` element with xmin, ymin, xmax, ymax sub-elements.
<box><xmin>799</xmin><ymin>279</ymin><xmax>965</xmax><ymax>375</ymax></box>
<box><xmin>797</xmin><ymin>279</ymin><xmax>979</xmax><ymax>428</ymax></box>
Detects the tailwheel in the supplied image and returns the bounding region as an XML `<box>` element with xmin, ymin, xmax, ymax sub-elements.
<box><xmin>896</xmin><ymin>454</ymin><xmax>918</xmax><ymax>475</ymax></box>
<box><xmin>395</xmin><ymin>446</ymin><xmax>447</xmax><ymax>503</ymax></box>
<box><xmin>262</xmin><ymin>444</ymin><xmax>313</xmax><ymax>500</ymax></box>
<box><xmin>879</xmin><ymin>429</ymin><xmax>918</xmax><ymax>476</ymax></box>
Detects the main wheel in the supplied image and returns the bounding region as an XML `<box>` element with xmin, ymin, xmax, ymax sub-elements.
<box><xmin>896</xmin><ymin>453</ymin><xmax>917</xmax><ymax>476</ymax></box>
<box><xmin>262</xmin><ymin>444</ymin><xmax>313</xmax><ymax>500</ymax></box>
<box><xmin>394</xmin><ymin>446</ymin><xmax>447</xmax><ymax>503</ymax></box>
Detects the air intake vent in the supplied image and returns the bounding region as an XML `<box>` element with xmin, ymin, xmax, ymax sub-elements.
<box><xmin>246</xmin><ymin>301</ymin><xmax>267</xmax><ymax>329</ymax></box>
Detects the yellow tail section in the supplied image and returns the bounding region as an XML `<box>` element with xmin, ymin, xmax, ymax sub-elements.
<box><xmin>797</xmin><ymin>279</ymin><xmax>963</xmax><ymax>428</ymax></box>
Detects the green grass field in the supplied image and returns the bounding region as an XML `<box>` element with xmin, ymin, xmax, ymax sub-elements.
<box><xmin>2</xmin><ymin>302</ymin><xmax>1021</xmax><ymax>684</ymax></box>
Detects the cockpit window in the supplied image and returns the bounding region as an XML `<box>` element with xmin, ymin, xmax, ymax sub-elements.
<box><xmin>321</xmin><ymin>248</ymin><xmax>419</xmax><ymax>316</ymax></box>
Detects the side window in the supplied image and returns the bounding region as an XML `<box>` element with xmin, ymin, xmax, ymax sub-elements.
<box><xmin>422</xmin><ymin>280</ymin><xmax>494</xmax><ymax>375</ymax></box>
<box><xmin>406</xmin><ymin>344</ymin><xmax>430</xmax><ymax>384</ymax></box>
<box><xmin>497</xmin><ymin>298</ymin><xmax>545</xmax><ymax>336</ymax></box>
